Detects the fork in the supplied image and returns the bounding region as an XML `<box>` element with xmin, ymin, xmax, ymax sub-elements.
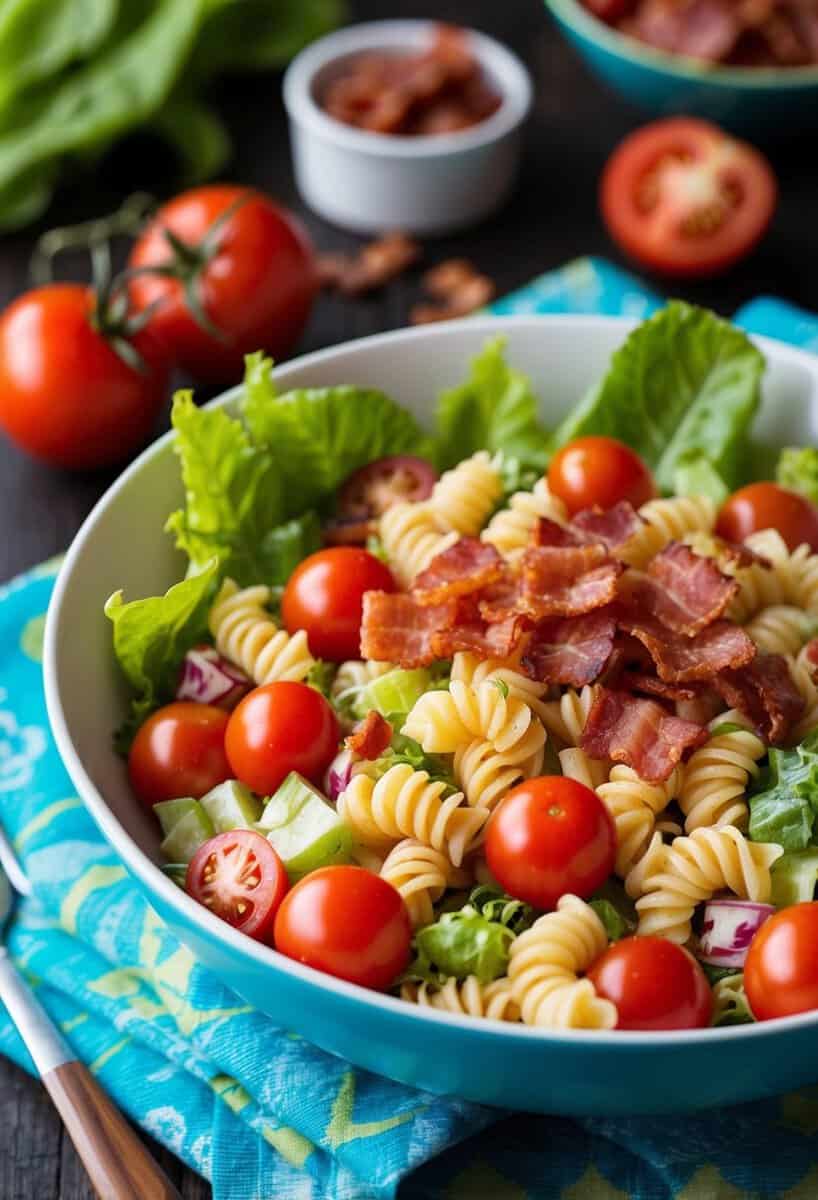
<box><xmin>0</xmin><ymin>823</ymin><xmax>180</xmax><ymax>1199</ymax></box>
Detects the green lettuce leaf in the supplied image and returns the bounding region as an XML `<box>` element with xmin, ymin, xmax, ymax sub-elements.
<box><xmin>412</xmin><ymin>910</ymin><xmax>515</xmax><ymax>983</ymax></box>
<box><xmin>589</xmin><ymin>878</ymin><xmax>637</xmax><ymax>941</ymax></box>
<box><xmin>749</xmin><ymin>729</ymin><xmax>818</xmax><ymax>850</ymax></box>
<box><xmin>367</xmin><ymin>732</ymin><xmax>457</xmax><ymax>793</ymax></box>
<box><xmin>771</xmin><ymin>850</ymin><xmax>818</xmax><ymax>906</ymax></box>
<box><xmin>553</xmin><ymin>302</ymin><xmax>764</xmax><ymax>493</ymax></box>
<box><xmin>777</xmin><ymin>447</ymin><xmax>818</xmax><ymax>505</ymax></box>
<box><xmin>105</xmin><ymin>558</ymin><xmax>219</xmax><ymax>746</ymax></box>
<box><xmin>672</xmin><ymin>452</ymin><xmax>729</xmax><ymax>509</ymax></box>
<box><xmin>466</xmin><ymin>884</ymin><xmax>536</xmax><ymax>934</ymax></box>
<box><xmin>434</xmin><ymin>337</ymin><xmax>550</xmax><ymax>472</ymax></box>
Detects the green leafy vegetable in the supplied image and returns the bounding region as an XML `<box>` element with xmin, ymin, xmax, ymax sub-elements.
<box><xmin>305</xmin><ymin>660</ymin><xmax>336</xmax><ymax>700</ymax></box>
<box><xmin>434</xmin><ymin>337</ymin><xmax>550</xmax><ymax>472</ymax></box>
<box><xmin>361</xmin><ymin>668</ymin><xmax>432</xmax><ymax>724</ymax></box>
<box><xmin>777</xmin><ymin>447</ymin><xmax>818</xmax><ymax>505</ymax></box>
<box><xmin>105</xmin><ymin>558</ymin><xmax>219</xmax><ymax>747</ymax></box>
<box><xmin>701</xmin><ymin>963</ymin><xmax>740</xmax><ymax>986</ymax></box>
<box><xmin>749</xmin><ymin>730</ymin><xmax>818</xmax><ymax>850</ymax></box>
<box><xmin>553</xmin><ymin>302</ymin><xmax>764</xmax><ymax>494</ymax></box>
<box><xmin>771</xmin><ymin>850</ymin><xmax>818</xmax><ymax>906</ymax></box>
<box><xmin>368</xmin><ymin>733</ymin><xmax>457</xmax><ymax>794</ymax></box>
<box><xmin>711</xmin><ymin>974</ymin><xmax>754</xmax><ymax>1027</ymax></box>
<box><xmin>589</xmin><ymin>879</ymin><xmax>637</xmax><ymax>941</ymax></box>
<box><xmin>672</xmin><ymin>452</ymin><xmax>729</xmax><ymax>509</ymax></box>
<box><xmin>412</xmin><ymin>910</ymin><xmax>515</xmax><ymax>984</ymax></box>
<box><xmin>467</xmin><ymin>885</ymin><xmax>535</xmax><ymax>934</ymax></box>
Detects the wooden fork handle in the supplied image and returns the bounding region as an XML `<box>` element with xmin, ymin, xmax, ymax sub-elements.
<box><xmin>42</xmin><ymin>1060</ymin><xmax>180</xmax><ymax>1200</ymax></box>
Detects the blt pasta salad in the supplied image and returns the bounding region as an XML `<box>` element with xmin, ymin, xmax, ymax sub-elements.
<box><xmin>107</xmin><ymin>302</ymin><xmax>818</xmax><ymax>1033</ymax></box>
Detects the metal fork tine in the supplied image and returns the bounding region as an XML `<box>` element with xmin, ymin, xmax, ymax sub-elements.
<box><xmin>0</xmin><ymin>823</ymin><xmax>31</xmax><ymax>897</ymax></box>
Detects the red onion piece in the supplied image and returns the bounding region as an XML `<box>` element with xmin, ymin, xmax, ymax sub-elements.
<box><xmin>325</xmin><ymin>749</ymin><xmax>359</xmax><ymax>804</ymax></box>
<box><xmin>176</xmin><ymin>645</ymin><xmax>251</xmax><ymax>710</ymax></box>
<box><xmin>699</xmin><ymin>900</ymin><xmax>775</xmax><ymax>969</ymax></box>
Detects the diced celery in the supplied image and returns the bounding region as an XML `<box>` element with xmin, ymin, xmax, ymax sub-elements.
<box><xmin>361</xmin><ymin>668</ymin><xmax>431</xmax><ymax>720</ymax></box>
<box><xmin>160</xmin><ymin>806</ymin><xmax>215</xmax><ymax>863</ymax></box>
<box><xmin>154</xmin><ymin>797</ymin><xmax>198</xmax><ymax>838</ymax></box>
<box><xmin>200</xmin><ymin>780</ymin><xmax>261</xmax><ymax>832</ymax></box>
<box><xmin>257</xmin><ymin>771</ymin><xmax>352</xmax><ymax>878</ymax></box>
<box><xmin>771</xmin><ymin>850</ymin><xmax>818</xmax><ymax>906</ymax></box>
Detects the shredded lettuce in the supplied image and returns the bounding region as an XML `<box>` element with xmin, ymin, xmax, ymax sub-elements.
<box><xmin>777</xmin><ymin>447</ymin><xmax>818</xmax><ymax>505</ymax></box>
<box><xmin>553</xmin><ymin>302</ymin><xmax>764</xmax><ymax>493</ymax></box>
<box><xmin>771</xmin><ymin>850</ymin><xmax>818</xmax><ymax>906</ymax></box>
<box><xmin>749</xmin><ymin>729</ymin><xmax>818</xmax><ymax>850</ymax></box>
<box><xmin>410</xmin><ymin>910</ymin><xmax>515</xmax><ymax>984</ymax></box>
<box><xmin>466</xmin><ymin>884</ymin><xmax>536</xmax><ymax>934</ymax></box>
<box><xmin>434</xmin><ymin>337</ymin><xmax>550</xmax><ymax>472</ymax></box>
<box><xmin>368</xmin><ymin>732</ymin><xmax>457</xmax><ymax>793</ymax></box>
<box><xmin>589</xmin><ymin>879</ymin><xmax>637</xmax><ymax>941</ymax></box>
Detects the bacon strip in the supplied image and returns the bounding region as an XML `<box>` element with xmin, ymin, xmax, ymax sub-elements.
<box><xmin>713</xmin><ymin>653</ymin><xmax>805</xmax><ymax>745</ymax></box>
<box><xmin>621</xmin><ymin>612</ymin><xmax>756</xmax><ymax>682</ymax></box>
<box><xmin>413</xmin><ymin>537</ymin><xmax>504</xmax><ymax>605</ymax></box>
<box><xmin>569</xmin><ymin>501</ymin><xmax>643</xmax><ymax>553</ymax></box>
<box><xmin>521</xmin><ymin>544</ymin><xmax>623</xmax><ymax>618</ymax></box>
<box><xmin>581</xmin><ymin>688</ymin><xmax>708</xmax><ymax>783</ymax></box>
<box><xmin>521</xmin><ymin>610</ymin><xmax>617</xmax><ymax>687</ymax></box>
<box><xmin>360</xmin><ymin>591</ymin><xmax>455</xmax><ymax>667</ymax></box>
<box><xmin>345</xmin><ymin>711</ymin><xmax>393</xmax><ymax>760</ymax></box>
<box><xmin>626</xmin><ymin>542</ymin><xmax>739</xmax><ymax>636</ymax></box>
<box><xmin>620</xmin><ymin>672</ymin><xmax>702</xmax><ymax>702</ymax></box>
<box><xmin>433</xmin><ymin>614</ymin><xmax>526</xmax><ymax>661</ymax></box>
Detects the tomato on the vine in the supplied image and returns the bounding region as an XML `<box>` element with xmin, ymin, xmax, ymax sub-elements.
<box><xmin>274</xmin><ymin>865</ymin><xmax>411</xmax><ymax>989</ymax></box>
<box><xmin>129</xmin><ymin>702</ymin><xmax>231</xmax><ymax>808</ymax></box>
<box><xmin>587</xmin><ymin>937</ymin><xmax>713</xmax><ymax>1031</ymax></box>
<box><xmin>486</xmin><ymin>776</ymin><xmax>616</xmax><ymax>909</ymax></box>
<box><xmin>744</xmin><ymin>902</ymin><xmax>818</xmax><ymax>1021</ymax></box>
<box><xmin>129</xmin><ymin>185</ymin><xmax>317</xmax><ymax>383</ymax></box>
<box><xmin>548</xmin><ymin>435</ymin><xmax>656</xmax><ymax>514</ymax></box>
<box><xmin>187</xmin><ymin>830</ymin><xmax>288</xmax><ymax>945</ymax></box>
<box><xmin>716</xmin><ymin>482</ymin><xmax>818</xmax><ymax>553</ymax></box>
<box><xmin>225</xmin><ymin>681</ymin><xmax>339</xmax><ymax>796</ymax></box>
<box><xmin>282</xmin><ymin>547</ymin><xmax>395</xmax><ymax>661</ymax></box>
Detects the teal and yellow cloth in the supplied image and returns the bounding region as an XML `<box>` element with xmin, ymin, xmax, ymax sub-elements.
<box><xmin>2</xmin><ymin>259</ymin><xmax>818</xmax><ymax>1200</ymax></box>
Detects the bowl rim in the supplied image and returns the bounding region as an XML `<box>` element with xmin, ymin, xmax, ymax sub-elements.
<box><xmin>546</xmin><ymin>0</ymin><xmax>818</xmax><ymax>88</ymax></box>
<box><xmin>282</xmin><ymin>18</ymin><xmax>533</xmax><ymax>158</ymax></box>
<box><xmin>44</xmin><ymin>312</ymin><xmax>818</xmax><ymax>1048</ymax></box>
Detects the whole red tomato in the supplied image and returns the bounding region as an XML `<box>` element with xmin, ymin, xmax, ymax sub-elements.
<box><xmin>716</xmin><ymin>482</ymin><xmax>818</xmax><ymax>554</ymax></box>
<box><xmin>548</xmin><ymin>436</ymin><xmax>656</xmax><ymax>515</ymax></box>
<box><xmin>225</xmin><ymin>681</ymin><xmax>339</xmax><ymax>796</ymax></box>
<box><xmin>129</xmin><ymin>185</ymin><xmax>317</xmax><ymax>383</ymax></box>
<box><xmin>274</xmin><ymin>866</ymin><xmax>411</xmax><ymax>989</ymax></box>
<box><xmin>129</xmin><ymin>702</ymin><xmax>231</xmax><ymax>808</ymax></box>
<box><xmin>587</xmin><ymin>937</ymin><xmax>713</xmax><ymax>1031</ymax></box>
<box><xmin>282</xmin><ymin>547</ymin><xmax>395</xmax><ymax>661</ymax></box>
<box><xmin>744</xmin><ymin>902</ymin><xmax>818</xmax><ymax>1021</ymax></box>
<box><xmin>485</xmin><ymin>776</ymin><xmax>616</xmax><ymax>909</ymax></box>
<box><xmin>0</xmin><ymin>284</ymin><xmax>167</xmax><ymax>469</ymax></box>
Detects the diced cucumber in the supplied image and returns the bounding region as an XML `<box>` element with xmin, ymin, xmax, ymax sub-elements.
<box><xmin>257</xmin><ymin>771</ymin><xmax>353</xmax><ymax>878</ymax></box>
<box><xmin>362</xmin><ymin>668</ymin><xmax>431</xmax><ymax>721</ymax></box>
<box><xmin>160</xmin><ymin>806</ymin><xmax>215</xmax><ymax>863</ymax></box>
<box><xmin>154</xmin><ymin>797</ymin><xmax>198</xmax><ymax>838</ymax></box>
<box><xmin>200</xmin><ymin>780</ymin><xmax>261</xmax><ymax>832</ymax></box>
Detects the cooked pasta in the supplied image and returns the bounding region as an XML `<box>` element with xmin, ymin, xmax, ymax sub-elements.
<box><xmin>450</xmin><ymin>652</ymin><xmax>549</xmax><ymax>720</ymax></box>
<box><xmin>745</xmin><ymin>605</ymin><xmax>810</xmax><ymax>657</ymax></box>
<box><xmin>481</xmin><ymin>477</ymin><xmax>568</xmax><ymax>561</ymax></box>
<box><xmin>455</xmin><ymin>736</ymin><xmax>544</xmax><ymax>810</ymax></box>
<box><xmin>619</xmin><ymin>494</ymin><xmax>716</xmax><ymax>569</ymax></box>
<box><xmin>337</xmin><ymin>763</ymin><xmax>488</xmax><ymax>866</ymax></box>
<box><xmin>597</xmin><ymin>765</ymin><xmax>683</xmax><ymax>886</ymax></box>
<box><xmin>429</xmin><ymin>450</ymin><xmax>503</xmax><ymax>535</ymax></box>
<box><xmin>380</xmin><ymin>839</ymin><xmax>468</xmax><ymax>927</ymax></box>
<box><xmin>508</xmin><ymin>895</ymin><xmax>617</xmax><ymax>1030</ymax></box>
<box><xmin>635</xmin><ymin>827</ymin><xmax>783</xmax><ymax>944</ymax></box>
<box><xmin>558</xmin><ymin>748</ymin><xmax>601</xmax><ymax>790</ymax></box>
<box><xmin>403</xmin><ymin>679</ymin><xmax>547</xmax><ymax>761</ymax></box>
<box><xmin>789</xmin><ymin>643</ymin><xmax>818</xmax><ymax>743</ymax></box>
<box><xmin>678</xmin><ymin>710</ymin><xmax>765</xmax><ymax>833</ymax></box>
<box><xmin>401</xmin><ymin>976</ymin><xmax>520</xmax><ymax>1022</ymax></box>
<box><xmin>379</xmin><ymin>501</ymin><xmax>458</xmax><ymax>586</ymax></box>
<box><xmin>791</xmin><ymin>542</ymin><xmax>818</xmax><ymax>616</ymax></box>
<box><xmin>541</xmin><ymin>686</ymin><xmax>606</xmax><ymax>786</ymax></box>
<box><xmin>209</xmin><ymin>579</ymin><xmax>314</xmax><ymax>685</ymax></box>
<box><xmin>728</xmin><ymin>529</ymin><xmax>797</xmax><ymax>622</ymax></box>
<box><xmin>332</xmin><ymin>659</ymin><xmax>392</xmax><ymax>703</ymax></box>
<box><xmin>712</xmin><ymin>974</ymin><xmax>749</xmax><ymax>1025</ymax></box>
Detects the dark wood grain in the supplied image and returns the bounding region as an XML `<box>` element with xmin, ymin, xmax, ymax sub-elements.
<box><xmin>1</xmin><ymin>0</ymin><xmax>817</xmax><ymax>1195</ymax></box>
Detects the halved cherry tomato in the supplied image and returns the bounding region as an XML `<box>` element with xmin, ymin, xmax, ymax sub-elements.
<box><xmin>548</xmin><ymin>436</ymin><xmax>656</xmax><ymax>515</ymax></box>
<box><xmin>338</xmin><ymin>455</ymin><xmax>438</xmax><ymax>519</ymax></box>
<box><xmin>187</xmin><ymin>830</ymin><xmax>288</xmax><ymax>945</ymax></box>
<box><xmin>587</xmin><ymin>937</ymin><xmax>713</xmax><ymax>1031</ymax></box>
<box><xmin>600</xmin><ymin>118</ymin><xmax>777</xmax><ymax>278</ymax></box>
<box><xmin>274</xmin><ymin>865</ymin><xmax>411</xmax><ymax>989</ymax></box>
<box><xmin>716</xmin><ymin>482</ymin><xmax>818</xmax><ymax>553</ymax></box>
<box><xmin>129</xmin><ymin>185</ymin><xmax>316</xmax><ymax>383</ymax></box>
<box><xmin>282</xmin><ymin>547</ymin><xmax>395</xmax><ymax>661</ymax></box>
<box><xmin>744</xmin><ymin>902</ymin><xmax>818</xmax><ymax>1021</ymax></box>
<box><xmin>225</xmin><ymin>681</ymin><xmax>339</xmax><ymax>796</ymax></box>
<box><xmin>486</xmin><ymin>777</ymin><xmax>616</xmax><ymax>909</ymax></box>
<box><xmin>129</xmin><ymin>702</ymin><xmax>231</xmax><ymax>808</ymax></box>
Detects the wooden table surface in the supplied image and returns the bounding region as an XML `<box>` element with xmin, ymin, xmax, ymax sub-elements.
<box><xmin>1</xmin><ymin>0</ymin><xmax>817</xmax><ymax>1195</ymax></box>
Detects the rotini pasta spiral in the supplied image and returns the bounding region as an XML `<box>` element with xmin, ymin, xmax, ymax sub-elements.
<box><xmin>380</xmin><ymin>839</ymin><xmax>468</xmax><ymax>927</ymax></box>
<box><xmin>401</xmin><ymin>976</ymin><xmax>520</xmax><ymax>1022</ymax></box>
<box><xmin>209</xmin><ymin>579</ymin><xmax>314</xmax><ymax>685</ymax></box>
<box><xmin>597</xmin><ymin>764</ymin><xmax>683</xmax><ymax>887</ymax></box>
<box><xmin>508</xmin><ymin>895</ymin><xmax>617</xmax><ymax>1030</ymax></box>
<box><xmin>481</xmin><ymin>478</ymin><xmax>567</xmax><ymax>561</ymax></box>
<box><xmin>455</xmin><ymin>737</ymin><xmax>545</xmax><ymax>811</ymax></box>
<box><xmin>429</xmin><ymin>451</ymin><xmax>503</xmax><ymax>536</ymax></box>
<box><xmin>678</xmin><ymin>710</ymin><xmax>765</xmax><ymax>833</ymax></box>
<box><xmin>745</xmin><ymin>605</ymin><xmax>811</xmax><ymax>657</ymax></box>
<box><xmin>403</xmin><ymin>679</ymin><xmax>547</xmax><ymax>761</ymax></box>
<box><xmin>559</xmin><ymin>748</ymin><xmax>602</xmax><ymax>791</ymax></box>
<box><xmin>728</xmin><ymin>529</ymin><xmax>797</xmax><ymax>623</ymax></box>
<box><xmin>331</xmin><ymin>659</ymin><xmax>392</xmax><ymax>704</ymax></box>
<box><xmin>541</xmin><ymin>685</ymin><xmax>606</xmax><ymax>786</ymax></box>
<box><xmin>379</xmin><ymin>502</ymin><xmax>458</xmax><ymax>587</ymax></box>
<box><xmin>788</xmin><ymin>643</ymin><xmax>818</xmax><ymax>744</ymax></box>
<box><xmin>450</xmin><ymin>652</ymin><xmax>549</xmax><ymax>721</ymax></box>
<box><xmin>619</xmin><ymin>495</ymin><xmax>716</xmax><ymax>569</ymax></box>
<box><xmin>791</xmin><ymin>542</ymin><xmax>818</xmax><ymax>617</ymax></box>
<box><xmin>337</xmin><ymin>764</ymin><xmax>488</xmax><ymax>866</ymax></box>
<box><xmin>635</xmin><ymin>827</ymin><xmax>783</xmax><ymax>944</ymax></box>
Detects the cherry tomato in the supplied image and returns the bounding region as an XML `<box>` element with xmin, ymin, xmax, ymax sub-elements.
<box><xmin>274</xmin><ymin>866</ymin><xmax>411</xmax><ymax>989</ymax></box>
<box><xmin>548</xmin><ymin>436</ymin><xmax>656</xmax><ymax>516</ymax></box>
<box><xmin>600</xmin><ymin>118</ymin><xmax>777</xmax><ymax>278</ymax></box>
<box><xmin>225</xmin><ymin>681</ymin><xmax>339</xmax><ymax>796</ymax></box>
<box><xmin>129</xmin><ymin>185</ymin><xmax>317</xmax><ymax>383</ymax></box>
<box><xmin>587</xmin><ymin>937</ymin><xmax>713</xmax><ymax>1031</ymax></box>
<box><xmin>0</xmin><ymin>284</ymin><xmax>167</xmax><ymax>469</ymax></box>
<box><xmin>186</xmin><ymin>830</ymin><xmax>288</xmax><ymax>945</ymax></box>
<box><xmin>486</xmin><ymin>777</ymin><xmax>616</xmax><ymax>910</ymax></box>
<box><xmin>744</xmin><ymin>902</ymin><xmax>818</xmax><ymax>1021</ymax></box>
<box><xmin>338</xmin><ymin>456</ymin><xmax>439</xmax><ymax>519</ymax></box>
<box><xmin>282</xmin><ymin>547</ymin><xmax>395</xmax><ymax>662</ymax></box>
<box><xmin>716</xmin><ymin>482</ymin><xmax>818</xmax><ymax>553</ymax></box>
<box><xmin>129</xmin><ymin>702</ymin><xmax>231</xmax><ymax>808</ymax></box>
<box><xmin>581</xmin><ymin>0</ymin><xmax>635</xmax><ymax>21</ymax></box>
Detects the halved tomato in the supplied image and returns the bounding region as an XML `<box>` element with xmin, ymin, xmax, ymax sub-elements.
<box><xmin>600</xmin><ymin>117</ymin><xmax>777</xmax><ymax>278</ymax></box>
<box><xmin>186</xmin><ymin>830</ymin><xmax>289</xmax><ymax>945</ymax></box>
<box><xmin>338</xmin><ymin>456</ymin><xmax>438</xmax><ymax>519</ymax></box>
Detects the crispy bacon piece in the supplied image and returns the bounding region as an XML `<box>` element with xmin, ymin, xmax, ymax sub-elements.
<box><xmin>621</xmin><ymin>612</ymin><xmax>756</xmax><ymax>682</ymax></box>
<box><xmin>713</xmin><ymin>653</ymin><xmax>806</xmax><ymax>745</ymax></box>
<box><xmin>626</xmin><ymin>541</ymin><xmax>739</xmax><ymax>636</ymax></box>
<box><xmin>521</xmin><ymin>544</ymin><xmax>623</xmax><ymax>618</ymax></box>
<box><xmin>477</xmin><ymin>573</ymin><xmax>524</xmax><ymax>623</ymax></box>
<box><xmin>360</xmin><ymin>591</ymin><xmax>455</xmax><ymax>667</ymax></box>
<box><xmin>581</xmin><ymin>688</ymin><xmax>708</xmax><ymax>783</ymax></box>
<box><xmin>319</xmin><ymin>233</ymin><xmax>421</xmax><ymax>297</ymax></box>
<box><xmin>569</xmin><ymin>501</ymin><xmax>643</xmax><ymax>553</ymax></box>
<box><xmin>620</xmin><ymin>672</ymin><xmax>702</xmax><ymax>702</ymax></box>
<box><xmin>521</xmin><ymin>610</ymin><xmax>617</xmax><ymax>687</ymax></box>
<box><xmin>432</xmin><ymin>613</ymin><xmax>526</xmax><ymax>661</ymax></box>
<box><xmin>412</xmin><ymin>537</ymin><xmax>504</xmax><ymax>605</ymax></box>
<box><xmin>410</xmin><ymin>270</ymin><xmax>495</xmax><ymax>324</ymax></box>
<box><xmin>531</xmin><ymin>517</ymin><xmax>583</xmax><ymax>548</ymax></box>
<box><xmin>345</xmin><ymin>711</ymin><xmax>393</xmax><ymax>760</ymax></box>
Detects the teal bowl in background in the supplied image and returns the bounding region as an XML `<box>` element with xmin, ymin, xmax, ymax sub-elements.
<box><xmin>546</xmin><ymin>0</ymin><xmax>818</xmax><ymax>138</ymax></box>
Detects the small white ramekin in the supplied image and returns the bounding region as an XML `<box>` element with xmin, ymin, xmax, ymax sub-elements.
<box><xmin>283</xmin><ymin>20</ymin><xmax>533</xmax><ymax>236</ymax></box>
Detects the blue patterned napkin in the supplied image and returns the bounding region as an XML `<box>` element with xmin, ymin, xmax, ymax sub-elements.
<box><xmin>2</xmin><ymin>258</ymin><xmax>818</xmax><ymax>1200</ymax></box>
